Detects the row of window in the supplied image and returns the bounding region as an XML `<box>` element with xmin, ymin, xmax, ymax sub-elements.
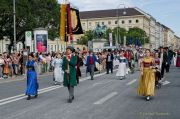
<box><xmin>48</xmin><ymin>45</ymin><xmax>66</xmax><ymax>52</ymax></box>
<box><xmin>83</xmin><ymin>19</ymin><xmax>139</xmax><ymax>26</ymax></box>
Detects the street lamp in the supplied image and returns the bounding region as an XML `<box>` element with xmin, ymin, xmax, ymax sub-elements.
<box><xmin>13</xmin><ymin>0</ymin><xmax>17</xmax><ymax>51</ymax></box>
<box><xmin>116</xmin><ymin>4</ymin><xmax>126</xmax><ymax>46</ymax></box>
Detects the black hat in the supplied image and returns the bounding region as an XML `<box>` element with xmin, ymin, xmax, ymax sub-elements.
<box><xmin>66</xmin><ymin>46</ymin><xmax>74</xmax><ymax>52</ymax></box>
<box><xmin>108</xmin><ymin>49</ymin><xmax>111</xmax><ymax>52</ymax></box>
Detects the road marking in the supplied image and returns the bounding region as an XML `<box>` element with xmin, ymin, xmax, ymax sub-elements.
<box><xmin>0</xmin><ymin>86</ymin><xmax>62</xmax><ymax>106</ymax></box>
<box><xmin>94</xmin><ymin>92</ymin><xmax>118</xmax><ymax>105</ymax></box>
<box><xmin>0</xmin><ymin>86</ymin><xmax>58</xmax><ymax>103</ymax></box>
<box><xmin>92</xmin><ymin>80</ymin><xmax>113</xmax><ymax>87</ymax></box>
<box><xmin>0</xmin><ymin>69</ymin><xmax>118</xmax><ymax>106</ymax></box>
<box><xmin>162</xmin><ymin>80</ymin><xmax>170</xmax><ymax>86</ymax></box>
<box><xmin>126</xmin><ymin>79</ymin><xmax>137</xmax><ymax>86</ymax></box>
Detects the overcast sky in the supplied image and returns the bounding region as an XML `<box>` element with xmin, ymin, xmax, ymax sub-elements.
<box><xmin>58</xmin><ymin>0</ymin><xmax>180</xmax><ymax>36</ymax></box>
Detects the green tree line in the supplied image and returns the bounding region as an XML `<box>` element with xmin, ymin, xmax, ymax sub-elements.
<box><xmin>77</xmin><ymin>27</ymin><xmax>149</xmax><ymax>46</ymax></box>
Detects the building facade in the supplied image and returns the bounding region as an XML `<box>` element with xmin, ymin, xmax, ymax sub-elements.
<box><xmin>79</xmin><ymin>7</ymin><xmax>179</xmax><ymax>49</ymax></box>
<box><xmin>0</xmin><ymin>38</ymin><xmax>86</xmax><ymax>54</ymax></box>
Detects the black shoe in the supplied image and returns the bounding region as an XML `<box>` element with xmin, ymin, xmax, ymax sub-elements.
<box><xmin>146</xmin><ymin>96</ymin><xmax>150</xmax><ymax>101</ymax></box>
<box><xmin>34</xmin><ymin>94</ymin><xmax>38</xmax><ymax>98</ymax></box>
<box><xmin>68</xmin><ymin>99</ymin><xmax>72</xmax><ymax>103</ymax></box>
<box><xmin>72</xmin><ymin>96</ymin><xmax>74</xmax><ymax>100</ymax></box>
<box><xmin>27</xmin><ymin>95</ymin><xmax>31</xmax><ymax>100</ymax></box>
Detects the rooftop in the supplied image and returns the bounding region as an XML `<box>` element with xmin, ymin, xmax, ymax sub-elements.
<box><xmin>80</xmin><ymin>8</ymin><xmax>144</xmax><ymax>19</ymax></box>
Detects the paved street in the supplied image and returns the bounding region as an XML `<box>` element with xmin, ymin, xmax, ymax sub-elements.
<box><xmin>0</xmin><ymin>66</ymin><xmax>180</xmax><ymax>119</ymax></box>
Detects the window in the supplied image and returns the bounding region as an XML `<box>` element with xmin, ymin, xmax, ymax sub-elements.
<box><xmin>95</xmin><ymin>22</ymin><xmax>99</xmax><ymax>25</ymax></box>
<box><xmin>55</xmin><ymin>45</ymin><xmax>56</xmax><ymax>51</ymax></box>
<box><xmin>115</xmin><ymin>21</ymin><xmax>118</xmax><ymax>24</ymax></box>
<box><xmin>136</xmin><ymin>19</ymin><xmax>139</xmax><ymax>23</ymax></box>
<box><xmin>108</xmin><ymin>21</ymin><xmax>111</xmax><ymax>25</ymax></box>
<box><xmin>122</xmin><ymin>20</ymin><xmax>125</xmax><ymax>24</ymax></box>
<box><xmin>129</xmin><ymin>20</ymin><xmax>132</xmax><ymax>23</ymax></box>
<box><xmin>82</xmin><ymin>23</ymin><xmax>86</xmax><ymax>26</ymax></box>
<box><xmin>51</xmin><ymin>45</ymin><xmax>53</xmax><ymax>51</ymax></box>
<box><xmin>89</xmin><ymin>22</ymin><xmax>91</xmax><ymax>26</ymax></box>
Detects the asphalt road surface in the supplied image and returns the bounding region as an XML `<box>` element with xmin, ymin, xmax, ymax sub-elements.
<box><xmin>0</xmin><ymin>66</ymin><xmax>180</xmax><ymax>119</ymax></box>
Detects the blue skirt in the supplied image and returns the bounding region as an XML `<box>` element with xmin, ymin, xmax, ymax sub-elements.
<box><xmin>26</xmin><ymin>70</ymin><xmax>38</xmax><ymax>95</ymax></box>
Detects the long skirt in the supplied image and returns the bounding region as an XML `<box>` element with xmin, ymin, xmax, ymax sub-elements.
<box><xmin>137</xmin><ymin>68</ymin><xmax>155</xmax><ymax>96</ymax></box>
<box><xmin>116</xmin><ymin>63</ymin><xmax>127</xmax><ymax>77</ymax></box>
<box><xmin>26</xmin><ymin>70</ymin><xmax>38</xmax><ymax>96</ymax></box>
<box><xmin>3</xmin><ymin>64</ymin><xmax>9</xmax><ymax>74</ymax></box>
<box><xmin>176</xmin><ymin>56</ymin><xmax>180</xmax><ymax>67</ymax></box>
<box><xmin>54</xmin><ymin>67</ymin><xmax>64</xmax><ymax>83</ymax></box>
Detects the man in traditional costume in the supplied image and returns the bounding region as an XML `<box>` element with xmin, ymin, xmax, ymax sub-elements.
<box><xmin>62</xmin><ymin>46</ymin><xmax>77</xmax><ymax>103</ymax></box>
<box><xmin>106</xmin><ymin>49</ymin><xmax>114</xmax><ymax>74</ymax></box>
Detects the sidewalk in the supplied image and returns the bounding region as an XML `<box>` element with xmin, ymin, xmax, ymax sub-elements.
<box><xmin>0</xmin><ymin>72</ymin><xmax>53</xmax><ymax>84</ymax></box>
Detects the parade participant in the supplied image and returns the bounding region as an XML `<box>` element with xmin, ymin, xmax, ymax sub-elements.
<box><xmin>12</xmin><ymin>53</ymin><xmax>19</xmax><ymax>76</ymax></box>
<box><xmin>0</xmin><ymin>54</ymin><xmax>4</xmax><ymax>79</ymax></box>
<box><xmin>138</xmin><ymin>50</ymin><xmax>144</xmax><ymax>69</ymax></box>
<box><xmin>166</xmin><ymin>47</ymin><xmax>174</xmax><ymax>72</ymax></box>
<box><xmin>52</xmin><ymin>53</ymin><xmax>63</xmax><ymax>85</ymax></box>
<box><xmin>154</xmin><ymin>52</ymin><xmax>161</xmax><ymax>88</ymax></box>
<box><xmin>135</xmin><ymin>49</ymin><xmax>139</xmax><ymax>68</ymax></box>
<box><xmin>3</xmin><ymin>54</ymin><xmax>10</xmax><ymax>78</ymax></box>
<box><xmin>106</xmin><ymin>49</ymin><xmax>114</xmax><ymax>74</ymax></box>
<box><xmin>86</xmin><ymin>50</ymin><xmax>97</xmax><ymax>80</ymax></box>
<box><xmin>124</xmin><ymin>49</ymin><xmax>133</xmax><ymax>71</ymax></box>
<box><xmin>62</xmin><ymin>46</ymin><xmax>77</xmax><ymax>103</ymax></box>
<box><xmin>75</xmin><ymin>51</ymin><xmax>82</xmax><ymax>84</ymax></box>
<box><xmin>137</xmin><ymin>49</ymin><xmax>155</xmax><ymax>101</ymax></box>
<box><xmin>22</xmin><ymin>49</ymin><xmax>29</xmax><ymax>75</ymax></box>
<box><xmin>116</xmin><ymin>50</ymin><xmax>128</xmax><ymax>80</ymax></box>
<box><xmin>176</xmin><ymin>48</ymin><xmax>180</xmax><ymax>67</ymax></box>
<box><xmin>173</xmin><ymin>49</ymin><xmax>177</xmax><ymax>66</ymax></box>
<box><xmin>159</xmin><ymin>47</ymin><xmax>168</xmax><ymax>79</ymax></box>
<box><xmin>26</xmin><ymin>53</ymin><xmax>38</xmax><ymax>100</ymax></box>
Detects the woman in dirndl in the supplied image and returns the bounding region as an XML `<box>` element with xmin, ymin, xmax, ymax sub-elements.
<box><xmin>116</xmin><ymin>50</ymin><xmax>128</xmax><ymax>80</ymax></box>
<box><xmin>52</xmin><ymin>53</ymin><xmax>64</xmax><ymax>85</ymax></box>
<box><xmin>137</xmin><ymin>49</ymin><xmax>155</xmax><ymax>101</ymax></box>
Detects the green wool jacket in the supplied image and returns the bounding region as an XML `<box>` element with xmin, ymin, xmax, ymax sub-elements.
<box><xmin>62</xmin><ymin>55</ymin><xmax>77</xmax><ymax>87</ymax></box>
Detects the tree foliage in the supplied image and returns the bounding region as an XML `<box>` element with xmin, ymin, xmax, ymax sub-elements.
<box><xmin>77</xmin><ymin>30</ymin><xmax>94</xmax><ymax>45</ymax></box>
<box><xmin>0</xmin><ymin>0</ymin><xmax>59</xmax><ymax>50</ymax></box>
<box><xmin>127</xmin><ymin>27</ymin><xmax>149</xmax><ymax>45</ymax></box>
<box><xmin>77</xmin><ymin>26</ymin><xmax>149</xmax><ymax>46</ymax></box>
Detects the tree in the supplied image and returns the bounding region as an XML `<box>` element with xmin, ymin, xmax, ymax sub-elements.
<box><xmin>112</xmin><ymin>27</ymin><xmax>127</xmax><ymax>45</ymax></box>
<box><xmin>127</xmin><ymin>27</ymin><xmax>149</xmax><ymax>45</ymax></box>
<box><xmin>0</xmin><ymin>0</ymin><xmax>59</xmax><ymax>51</ymax></box>
<box><xmin>78</xmin><ymin>30</ymin><xmax>94</xmax><ymax>45</ymax></box>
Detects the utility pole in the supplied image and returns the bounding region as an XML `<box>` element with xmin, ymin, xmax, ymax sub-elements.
<box><xmin>13</xmin><ymin>0</ymin><xmax>17</xmax><ymax>51</ymax></box>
